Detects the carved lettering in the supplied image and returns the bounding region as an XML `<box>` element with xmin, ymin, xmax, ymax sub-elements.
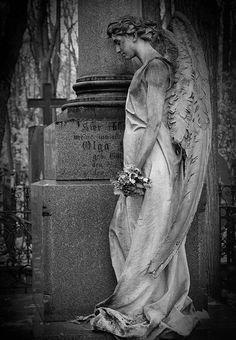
<box><xmin>70</xmin><ymin>119</ymin><xmax>124</xmax><ymax>178</ymax></box>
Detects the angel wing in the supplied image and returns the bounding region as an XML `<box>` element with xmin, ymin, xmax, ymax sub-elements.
<box><xmin>148</xmin><ymin>11</ymin><xmax>212</xmax><ymax>276</ymax></box>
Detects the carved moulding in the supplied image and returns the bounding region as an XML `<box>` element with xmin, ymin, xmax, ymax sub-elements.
<box><xmin>62</xmin><ymin>75</ymin><xmax>132</xmax><ymax>110</ymax></box>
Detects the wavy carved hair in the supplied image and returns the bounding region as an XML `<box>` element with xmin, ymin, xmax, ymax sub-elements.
<box><xmin>107</xmin><ymin>15</ymin><xmax>158</xmax><ymax>42</ymax></box>
<box><xmin>107</xmin><ymin>15</ymin><xmax>179</xmax><ymax>66</ymax></box>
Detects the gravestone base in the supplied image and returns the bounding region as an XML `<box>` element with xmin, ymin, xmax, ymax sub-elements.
<box><xmin>31</xmin><ymin>179</ymin><xmax>208</xmax><ymax>322</ymax></box>
<box><xmin>31</xmin><ymin>180</ymin><xmax>117</xmax><ymax>321</ymax></box>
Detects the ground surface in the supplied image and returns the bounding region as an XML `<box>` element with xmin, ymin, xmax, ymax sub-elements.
<box><xmin>0</xmin><ymin>270</ymin><xmax>236</xmax><ymax>339</ymax></box>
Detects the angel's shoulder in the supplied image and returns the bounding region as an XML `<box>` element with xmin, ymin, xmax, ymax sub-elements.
<box><xmin>146</xmin><ymin>57</ymin><xmax>169</xmax><ymax>71</ymax></box>
<box><xmin>143</xmin><ymin>57</ymin><xmax>172</xmax><ymax>86</ymax></box>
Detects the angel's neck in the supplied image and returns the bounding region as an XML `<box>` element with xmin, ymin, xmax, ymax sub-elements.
<box><xmin>136</xmin><ymin>41</ymin><xmax>162</xmax><ymax>65</ymax></box>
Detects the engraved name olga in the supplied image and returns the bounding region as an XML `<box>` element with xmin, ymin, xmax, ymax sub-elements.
<box><xmin>71</xmin><ymin>119</ymin><xmax>124</xmax><ymax>178</ymax></box>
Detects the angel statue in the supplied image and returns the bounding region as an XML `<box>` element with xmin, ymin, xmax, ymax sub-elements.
<box><xmin>74</xmin><ymin>12</ymin><xmax>212</xmax><ymax>339</ymax></box>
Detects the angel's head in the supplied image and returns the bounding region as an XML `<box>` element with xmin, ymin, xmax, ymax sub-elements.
<box><xmin>107</xmin><ymin>15</ymin><xmax>158</xmax><ymax>41</ymax></box>
<box><xmin>107</xmin><ymin>15</ymin><xmax>159</xmax><ymax>60</ymax></box>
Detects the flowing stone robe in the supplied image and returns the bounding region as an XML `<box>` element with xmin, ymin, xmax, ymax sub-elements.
<box><xmin>90</xmin><ymin>57</ymin><xmax>208</xmax><ymax>339</ymax></box>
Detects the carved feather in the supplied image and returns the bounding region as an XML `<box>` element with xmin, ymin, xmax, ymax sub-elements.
<box><xmin>148</xmin><ymin>11</ymin><xmax>212</xmax><ymax>277</ymax></box>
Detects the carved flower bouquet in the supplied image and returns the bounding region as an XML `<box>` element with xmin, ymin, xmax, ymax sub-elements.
<box><xmin>111</xmin><ymin>166</ymin><xmax>151</xmax><ymax>197</ymax></box>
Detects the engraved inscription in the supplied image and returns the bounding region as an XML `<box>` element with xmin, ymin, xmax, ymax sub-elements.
<box><xmin>70</xmin><ymin>119</ymin><xmax>124</xmax><ymax>178</ymax></box>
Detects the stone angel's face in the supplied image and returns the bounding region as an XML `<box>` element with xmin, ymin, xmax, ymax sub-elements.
<box><xmin>112</xmin><ymin>34</ymin><xmax>136</xmax><ymax>60</ymax></box>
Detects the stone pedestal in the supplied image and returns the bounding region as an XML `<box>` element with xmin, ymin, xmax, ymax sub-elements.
<box><xmin>32</xmin><ymin>180</ymin><xmax>117</xmax><ymax>321</ymax></box>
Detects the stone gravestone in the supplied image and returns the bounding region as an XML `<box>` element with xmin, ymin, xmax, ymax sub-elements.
<box><xmin>44</xmin><ymin>108</ymin><xmax>124</xmax><ymax>180</ymax></box>
<box><xmin>31</xmin><ymin>21</ymin><xmax>137</xmax><ymax>322</ymax></box>
<box><xmin>31</xmin><ymin>0</ymin><xmax>209</xmax><ymax>324</ymax></box>
<box><xmin>28</xmin><ymin>125</ymin><xmax>44</xmax><ymax>184</ymax></box>
<box><xmin>31</xmin><ymin>108</ymin><xmax>128</xmax><ymax>321</ymax></box>
<box><xmin>28</xmin><ymin>83</ymin><xmax>67</xmax><ymax>183</ymax></box>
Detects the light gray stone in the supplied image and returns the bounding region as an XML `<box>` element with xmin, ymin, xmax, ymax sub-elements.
<box><xmin>32</xmin><ymin>180</ymin><xmax>117</xmax><ymax>321</ymax></box>
<box><xmin>44</xmin><ymin>115</ymin><xmax>124</xmax><ymax>181</ymax></box>
<box><xmin>77</xmin><ymin>0</ymin><xmax>141</xmax><ymax>77</ymax></box>
<box><xmin>31</xmin><ymin>179</ymin><xmax>208</xmax><ymax>323</ymax></box>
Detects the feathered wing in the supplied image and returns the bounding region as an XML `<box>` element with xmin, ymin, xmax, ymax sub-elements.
<box><xmin>149</xmin><ymin>12</ymin><xmax>212</xmax><ymax>276</ymax></box>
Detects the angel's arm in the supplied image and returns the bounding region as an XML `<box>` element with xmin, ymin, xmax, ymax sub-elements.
<box><xmin>135</xmin><ymin>60</ymin><xmax>169</xmax><ymax>171</ymax></box>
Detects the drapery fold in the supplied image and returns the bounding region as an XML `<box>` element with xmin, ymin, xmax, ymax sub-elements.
<box><xmin>90</xmin><ymin>57</ymin><xmax>209</xmax><ymax>338</ymax></box>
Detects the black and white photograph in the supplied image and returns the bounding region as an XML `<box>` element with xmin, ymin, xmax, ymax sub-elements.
<box><xmin>0</xmin><ymin>0</ymin><xmax>235</xmax><ymax>339</ymax></box>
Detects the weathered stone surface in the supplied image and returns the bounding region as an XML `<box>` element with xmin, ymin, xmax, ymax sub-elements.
<box><xmin>31</xmin><ymin>180</ymin><xmax>208</xmax><ymax>323</ymax></box>
<box><xmin>44</xmin><ymin>108</ymin><xmax>125</xmax><ymax>180</ymax></box>
<box><xmin>28</xmin><ymin>126</ymin><xmax>44</xmax><ymax>183</ymax></box>
<box><xmin>31</xmin><ymin>180</ymin><xmax>117</xmax><ymax>321</ymax></box>
<box><xmin>77</xmin><ymin>0</ymin><xmax>141</xmax><ymax>77</ymax></box>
